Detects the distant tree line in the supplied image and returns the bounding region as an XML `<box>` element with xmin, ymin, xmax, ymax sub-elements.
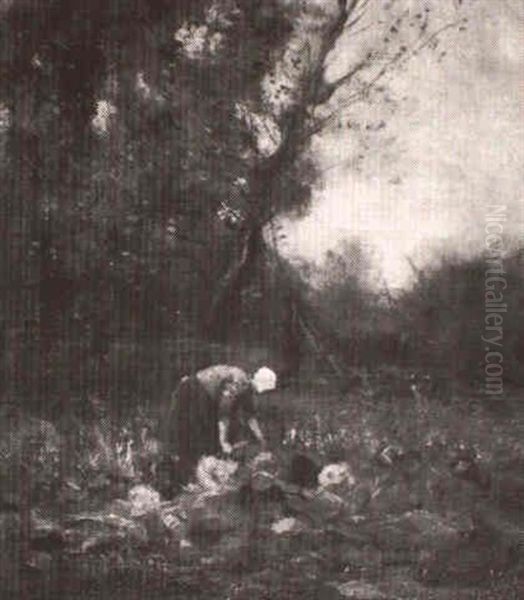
<box><xmin>302</xmin><ymin>241</ymin><xmax>524</xmax><ymax>387</ymax></box>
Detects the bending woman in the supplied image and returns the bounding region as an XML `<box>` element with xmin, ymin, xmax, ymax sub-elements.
<box><xmin>160</xmin><ymin>365</ymin><xmax>277</xmax><ymax>488</ymax></box>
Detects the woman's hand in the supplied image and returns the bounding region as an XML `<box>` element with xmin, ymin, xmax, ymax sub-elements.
<box><xmin>221</xmin><ymin>442</ymin><xmax>233</xmax><ymax>455</ymax></box>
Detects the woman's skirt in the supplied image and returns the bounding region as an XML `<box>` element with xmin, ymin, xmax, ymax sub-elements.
<box><xmin>160</xmin><ymin>375</ymin><xmax>220</xmax><ymax>486</ymax></box>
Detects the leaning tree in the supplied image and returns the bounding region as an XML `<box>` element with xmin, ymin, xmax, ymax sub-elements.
<box><xmin>178</xmin><ymin>0</ymin><xmax>470</xmax><ymax>337</ymax></box>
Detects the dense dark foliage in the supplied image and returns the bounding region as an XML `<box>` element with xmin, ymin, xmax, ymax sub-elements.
<box><xmin>305</xmin><ymin>244</ymin><xmax>524</xmax><ymax>387</ymax></box>
<box><xmin>0</xmin><ymin>0</ymin><xmax>314</xmax><ymax>406</ymax></box>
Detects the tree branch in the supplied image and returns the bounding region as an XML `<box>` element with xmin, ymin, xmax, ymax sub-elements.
<box><xmin>303</xmin><ymin>15</ymin><xmax>466</xmax><ymax>141</ymax></box>
<box><xmin>413</xmin><ymin>18</ymin><xmax>465</xmax><ymax>54</ymax></box>
<box><xmin>315</xmin><ymin>59</ymin><xmax>368</xmax><ymax>106</ymax></box>
<box><xmin>248</xmin><ymin>0</ymin><xmax>365</xmax><ymax>225</ymax></box>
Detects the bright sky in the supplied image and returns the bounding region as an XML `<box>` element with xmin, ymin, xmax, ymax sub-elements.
<box><xmin>279</xmin><ymin>0</ymin><xmax>524</xmax><ymax>289</ymax></box>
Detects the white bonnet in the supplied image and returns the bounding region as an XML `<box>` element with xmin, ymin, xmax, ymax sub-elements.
<box><xmin>252</xmin><ymin>366</ymin><xmax>277</xmax><ymax>393</ymax></box>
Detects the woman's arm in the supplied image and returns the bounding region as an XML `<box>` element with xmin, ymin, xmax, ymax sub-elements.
<box><xmin>247</xmin><ymin>416</ymin><xmax>266</xmax><ymax>446</ymax></box>
<box><xmin>218</xmin><ymin>417</ymin><xmax>233</xmax><ymax>454</ymax></box>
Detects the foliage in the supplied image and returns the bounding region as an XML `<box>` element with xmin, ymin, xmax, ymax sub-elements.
<box><xmin>0</xmin><ymin>1</ymin><xmax>303</xmax><ymax>403</ymax></box>
<box><xmin>397</xmin><ymin>248</ymin><xmax>524</xmax><ymax>383</ymax></box>
<box><xmin>297</xmin><ymin>244</ymin><xmax>524</xmax><ymax>384</ymax></box>
<box><xmin>297</xmin><ymin>239</ymin><xmax>401</xmax><ymax>366</ymax></box>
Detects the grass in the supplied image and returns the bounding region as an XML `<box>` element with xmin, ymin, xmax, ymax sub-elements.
<box><xmin>2</xmin><ymin>365</ymin><xmax>524</xmax><ymax>599</ymax></box>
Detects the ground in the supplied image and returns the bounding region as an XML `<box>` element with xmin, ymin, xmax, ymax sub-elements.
<box><xmin>1</xmin><ymin>368</ymin><xmax>523</xmax><ymax>599</ymax></box>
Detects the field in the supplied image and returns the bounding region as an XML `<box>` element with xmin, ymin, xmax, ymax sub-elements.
<box><xmin>1</xmin><ymin>367</ymin><xmax>523</xmax><ymax>599</ymax></box>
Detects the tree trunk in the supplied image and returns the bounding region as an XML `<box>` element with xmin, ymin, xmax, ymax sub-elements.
<box><xmin>280</xmin><ymin>295</ymin><xmax>302</xmax><ymax>383</ymax></box>
<box><xmin>203</xmin><ymin>224</ymin><xmax>263</xmax><ymax>340</ymax></box>
<box><xmin>203</xmin><ymin>0</ymin><xmax>359</xmax><ymax>344</ymax></box>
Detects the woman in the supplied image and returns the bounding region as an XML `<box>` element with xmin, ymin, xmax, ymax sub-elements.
<box><xmin>160</xmin><ymin>365</ymin><xmax>277</xmax><ymax>488</ymax></box>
